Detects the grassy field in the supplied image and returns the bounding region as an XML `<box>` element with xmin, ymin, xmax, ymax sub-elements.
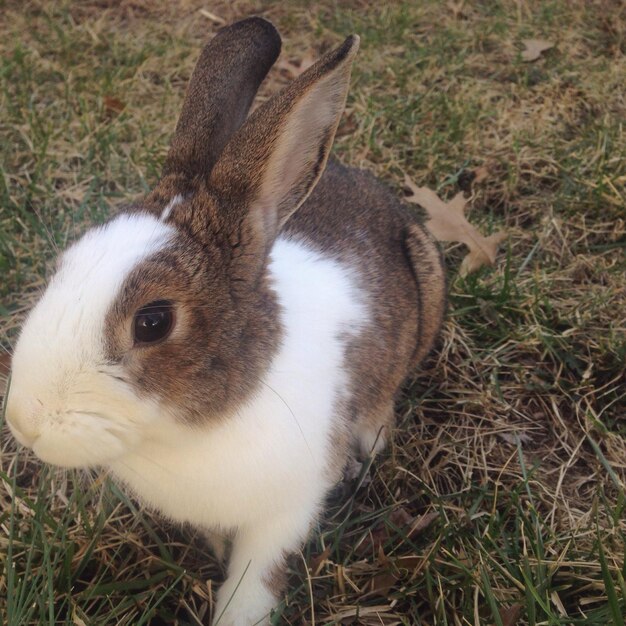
<box><xmin>1</xmin><ymin>0</ymin><xmax>625</xmax><ymax>624</ymax></box>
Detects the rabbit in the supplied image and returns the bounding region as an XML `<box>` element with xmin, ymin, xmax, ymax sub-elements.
<box><xmin>4</xmin><ymin>16</ymin><xmax>446</xmax><ymax>626</ymax></box>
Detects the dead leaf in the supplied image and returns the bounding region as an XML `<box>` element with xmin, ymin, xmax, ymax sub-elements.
<box><xmin>460</xmin><ymin>231</ymin><xmax>507</xmax><ymax>275</ymax></box>
<box><xmin>498</xmin><ymin>431</ymin><xmax>533</xmax><ymax>446</ymax></box>
<box><xmin>550</xmin><ymin>590</ymin><xmax>568</xmax><ymax>617</ymax></box>
<box><xmin>72</xmin><ymin>610</ymin><xmax>88</xmax><ymax>626</ymax></box>
<box><xmin>395</xmin><ymin>554</ymin><xmax>426</xmax><ymax>571</ymax></box>
<box><xmin>388</xmin><ymin>506</ymin><xmax>413</xmax><ymax>529</ymax></box>
<box><xmin>499</xmin><ymin>603</ymin><xmax>524</xmax><ymax>626</ymax></box>
<box><xmin>357</xmin><ymin>506</ymin><xmax>438</xmax><ymax>555</ymax></box>
<box><xmin>404</xmin><ymin>174</ymin><xmax>506</xmax><ymax>276</ymax></box>
<box><xmin>309</xmin><ymin>546</ymin><xmax>331</xmax><ymax>575</ymax></box>
<box><xmin>473</xmin><ymin>165</ymin><xmax>489</xmax><ymax>184</ymax></box>
<box><xmin>370</xmin><ymin>569</ymin><xmax>400</xmax><ymax>597</ymax></box>
<box><xmin>408</xmin><ymin>511</ymin><xmax>439</xmax><ymax>538</ymax></box>
<box><xmin>447</xmin><ymin>0</ymin><xmax>465</xmax><ymax>18</ymax></box>
<box><xmin>103</xmin><ymin>96</ymin><xmax>125</xmax><ymax>115</ymax></box>
<box><xmin>521</xmin><ymin>39</ymin><xmax>554</xmax><ymax>62</ymax></box>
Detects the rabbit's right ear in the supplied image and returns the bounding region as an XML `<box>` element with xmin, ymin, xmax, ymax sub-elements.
<box><xmin>208</xmin><ymin>35</ymin><xmax>359</xmax><ymax>281</ymax></box>
<box><xmin>162</xmin><ymin>18</ymin><xmax>281</xmax><ymax>180</ymax></box>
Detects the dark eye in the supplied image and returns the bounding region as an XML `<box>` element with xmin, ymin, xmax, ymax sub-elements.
<box><xmin>133</xmin><ymin>300</ymin><xmax>175</xmax><ymax>345</ymax></box>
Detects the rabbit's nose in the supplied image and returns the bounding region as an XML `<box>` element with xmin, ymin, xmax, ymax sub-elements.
<box><xmin>4</xmin><ymin>393</ymin><xmax>40</xmax><ymax>448</ymax></box>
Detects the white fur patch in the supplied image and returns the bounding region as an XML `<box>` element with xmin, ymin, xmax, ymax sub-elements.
<box><xmin>5</xmin><ymin>213</ymin><xmax>174</xmax><ymax>466</ymax></box>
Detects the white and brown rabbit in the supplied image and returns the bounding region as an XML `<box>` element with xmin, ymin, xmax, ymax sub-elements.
<box><xmin>4</xmin><ymin>17</ymin><xmax>446</xmax><ymax>626</ymax></box>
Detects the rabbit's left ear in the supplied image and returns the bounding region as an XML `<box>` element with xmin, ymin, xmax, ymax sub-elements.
<box><xmin>163</xmin><ymin>18</ymin><xmax>281</xmax><ymax>180</ymax></box>
<box><xmin>208</xmin><ymin>35</ymin><xmax>359</xmax><ymax>259</ymax></box>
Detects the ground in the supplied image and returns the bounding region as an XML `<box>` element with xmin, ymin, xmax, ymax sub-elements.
<box><xmin>0</xmin><ymin>1</ymin><xmax>624</xmax><ymax>625</ymax></box>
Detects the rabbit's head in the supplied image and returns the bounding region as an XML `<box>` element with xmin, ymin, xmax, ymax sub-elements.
<box><xmin>5</xmin><ymin>18</ymin><xmax>359</xmax><ymax>468</ymax></box>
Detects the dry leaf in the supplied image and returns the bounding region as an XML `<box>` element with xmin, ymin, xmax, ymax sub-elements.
<box><xmin>309</xmin><ymin>546</ymin><xmax>331</xmax><ymax>575</ymax></box>
<box><xmin>550</xmin><ymin>590</ymin><xmax>569</xmax><ymax>617</ymax></box>
<box><xmin>473</xmin><ymin>165</ymin><xmax>489</xmax><ymax>184</ymax></box>
<box><xmin>521</xmin><ymin>39</ymin><xmax>554</xmax><ymax>62</ymax></box>
<box><xmin>388</xmin><ymin>506</ymin><xmax>414</xmax><ymax>529</ymax></box>
<box><xmin>404</xmin><ymin>174</ymin><xmax>506</xmax><ymax>276</ymax></box>
<box><xmin>447</xmin><ymin>0</ymin><xmax>465</xmax><ymax>18</ymax></box>
<box><xmin>408</xmin><ymin>511</ymin><xmax>439</xmax><ymax>538</ymax></box>
<box><xmin>500</xmin><ymin>603</ymin><xmax>524</xmax><ymax>626</ymax></box>
<box><xmin>358</xmin><ymin>506</ymin><xmax>438</xmax><ymax>555</ymax></box>
<box><xmin>370</xmin><ymin>570</ymin><xmax>400</xmax><ymax>597</ymax></box>
<box><xmin>72</xmin><ymin>610</ymin><xmax>88</xmax><ymax>626</ymax></box>
<box><xmin>103</xmin><ymin>96</ymin><xmax>125</xmax><ymax>115</ymax></box>
<box><xmin>395</xmin><ymin>554</ymin><xmax>425</xmax><ymax>571</ymax></box>
<box><xmin>498</xmin><ymin>431</ymin><xmax>533</xmax><ymax>446</ymax></box>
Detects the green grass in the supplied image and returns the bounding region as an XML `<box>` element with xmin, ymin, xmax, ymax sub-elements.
<box><xmin>1</xmin><ymin>0</ymin><xmax>625</xmax><ymax>624</ymax></box>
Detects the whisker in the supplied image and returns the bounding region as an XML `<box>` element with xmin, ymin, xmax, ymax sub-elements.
<box><xmin>112</xmin><ymin>458</ymin><xmax>151</xmax><ymax>485</ymax></box>
<box><xmin>112</xmin><ymin>454</ymin><xmax>183</xmax><ymax>494</ymax></box>
<box><xmin>97</xmin><ymin>369</ymin><xmax>129</xmax><ymax>384</ymax></box>
<box><xmin>33</xmin><ymin>203</ymin><xmax>60</xmax><ymax>255</ymax></box>
<box><xmin>132</xmin><ymin>449</ymin><xmax>182</xmax><ymax>476</ymax></box>
<box><xmin>256</xmin><ymin>378</ymin><xmax>313</xmax><ymax>459</ymax></box>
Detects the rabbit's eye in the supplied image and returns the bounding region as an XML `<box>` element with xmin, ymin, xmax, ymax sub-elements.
<box><xmin>133</xmin><ymin>300</ymin><xmax>175</xmax><ymax>345</ymax></box>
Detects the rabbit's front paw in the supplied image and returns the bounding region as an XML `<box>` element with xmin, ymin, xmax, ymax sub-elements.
<box><xmin>213</xmin><ymin>600</ymin><xmax>273</xmax><ymax>626</ymax></box>
<box><xmin>212</xmin><ymin>571</ymin><xmax>276</xmax><ymax>626</ymax></box>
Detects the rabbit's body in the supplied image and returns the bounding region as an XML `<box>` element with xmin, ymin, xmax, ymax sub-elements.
<box><xmin>5</xmin><ymin>18</ymin><xmax>445</xmax><ymax>626</ymax></box>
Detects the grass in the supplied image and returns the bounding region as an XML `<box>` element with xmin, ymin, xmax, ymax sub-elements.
<box><xmin>1</xmin><ymin>0</ymin><xmax>625</xmax><ymax>624</ymax></box>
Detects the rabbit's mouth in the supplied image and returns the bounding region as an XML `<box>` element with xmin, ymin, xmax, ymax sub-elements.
<box><xmin>21</xmin><ymin>410</ymin><xmax>140</xmax><ymax>469</ymax></box>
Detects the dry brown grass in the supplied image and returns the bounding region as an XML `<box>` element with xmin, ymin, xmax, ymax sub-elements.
<box><xmin>1</xmin><ymin>1</ymin><xmax>624</xmax><ymax>624</ymax></box>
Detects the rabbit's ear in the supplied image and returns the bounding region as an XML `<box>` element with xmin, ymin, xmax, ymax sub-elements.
<box><xmin>163</xmin><ymin>17</ymin><xmax>281</xmax><ymax>179</ymax></box>
<box><xmin>209</xmin><ymin>35</ymin><xmax>359</xmax><ymax>258</ymax></box>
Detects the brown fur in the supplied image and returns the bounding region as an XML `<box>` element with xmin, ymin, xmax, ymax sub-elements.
<box><xmin>261</xmin><ymin>551</ymin><xmax>289</xmax><ymax>599</ymax></box>
<box><xmin>405</xmin><ymin>222</ymin><xmax>447</xmax><ymax>366</ymax></box>
<box><xmin>163</xmin><ymin>17</ymin><xmax>281</xmax><ymax>179</ymax></box>
<box><xmin>104</xmin><ymin>221</ymin><xmax>281</xmax><ymax>424</ymax></box>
